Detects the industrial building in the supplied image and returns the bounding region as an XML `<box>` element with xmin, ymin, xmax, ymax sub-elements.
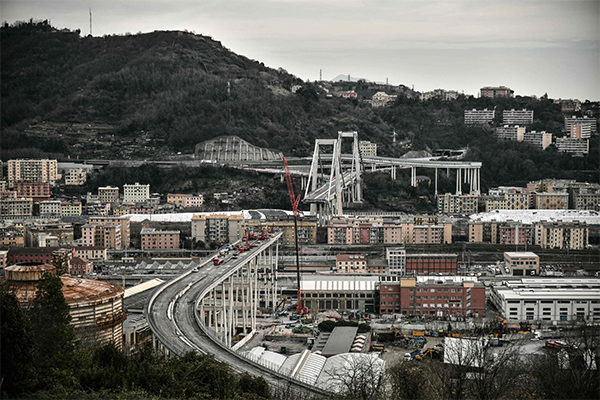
<box><xmin>504</xmin><ymin>252</ymin><xmax>539</xmax><ymax>276</ymax></box>
<box><xmin>4</xmin><ymin>263</ymin><xmax>125</xmax><ymax>349</ymax></box>
<box><xmin>300</xmin><ymin>275</ymin><xmax>379</xmax><ymax>314</ymax></box>
<box><xmin>489</xmin><ymin>278</ymin><xmax>600</xmax><ymax>323</ymax></box>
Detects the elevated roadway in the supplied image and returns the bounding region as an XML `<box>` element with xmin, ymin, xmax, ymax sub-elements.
<box><xmin>144</xmin><ymin>234</ymin><xmax>328</xmax><ymax>398</ymax></box>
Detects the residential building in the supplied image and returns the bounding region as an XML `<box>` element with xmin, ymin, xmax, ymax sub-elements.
<box><xmin>0</xmin><ymin>198</ymin><xmax>33</xmax><ymax>218</ymax></box>
<box><xmin>535</xmin><ymin>221</ymin><xmax>588</xmax><ymax>250</ymax></box>
<box><xmin>497</xmin><ymin>223</ymin><xmax>534</xmax><ymax>246</ymax></box>
<box><xmin>26</xmin><ymin>223</ymin><xmax>74</xmax><ymax>247</ymax></box>
<box><xmin>569</xmin><ymin>124</ymin><xmax>592</xmax><ymax>139</ymax></box>
<box><xmin>555</xmin><ymin>137</ymin><xmax>589</xmax><ymax>154</ymax></box>
<box><xmin>140</xmin><ymin>227</ymin><xmax>180</xmax><ymax>250</ymax></box>
<box><xmin>406</xmin><ymin>254</ymin><xmax>458</xmax><ymax>275</ymax></box>
<box><xmin>167</xmin><ymin>193</ymin><xmax>205</xmax><ymax>207</ymax></box>
<box><xmin>6</xmin><ymin>247</ymin><xmax>74</xmax><ymax>266</ymax></box>
<box><xmin>336</xmin><ymin>91</ymin><xmax>357</xmax><ymax>99</ymax></box>
<box><xmin>65</xmin><ymin>169</ymin><xmax>87</xmax><ymax>185</ymax></box>
<box><xmin>504</xmin><ymin>252</ymin><xmax>540</xmax><ymax>276</ymax></box>
<box><xmin>564</xmin><ymin>116</ymin><xmax>597</xmax><ymax>135</ymax></box>
<box><xmin>484</xmin><ymin>196</ymin><xmax>508</xmax><ymax>212</ymax></box>
<box><xmin>73</xmin><ymin>246</ymin><xmax>107</xmax><ymax>260</ymax></box>
<box><xmin>505</xmin><ymin>191</ymin><xmax>532</xmax><ymax>210</ymax></box>
<box><xmin>39</xmin><ymin>200</ymin><xmax>62</xmax><ymax>217</ymax></box>
<box><xmin>82</xmin><ymin>223</ymin><xmax>122</xmax><ymax>250</ymax></box>
<box><xmin>191</xmin><ymin>214</ymin><xmax>243</xmax><ymax>244</ymax></box>
<box><xmin>522</xmin><ymin>131</ymin><xmax>552</xmax><ymax>150</ymax></box>
<box><xmin>0</xmin><ymin>250</ymin><xmax>7</xmax><ymax>269</ymax></box>
<box><xmin>495</xmin><ymin>125</ymin><xmax>525</xmax><ymax>141</ymax></box>
<box><xmin>464</xmin><ymin>109</ymin><xmax>495</xmax><ymax>125</ymax></box>
<box><xmin>98</xmin><ymin>186</ymin><xmax>120</xmax><ymax>203</ymax></box>
<box><xmin>358</xmin><ymin>141</ymin><xmax>377</xmax><ymax>157</ymax></box>
<box><xmin>555</xmin><ymin>99</ymin><xmax>581</xmax><ymax>113</ymax></box>
<box><xmin>61</xmin><ymin>201</ymin><xmax>82</xmax><ymax>216</ymax></box>
<box><xmin>386</xmin><ymin>247</ymin><xmax>406</xmax><ymax>275</ymax></box>
<box><xmin>502</xmin><ymin>109</ymin><xmax>533</xmax><ymax>125</ymax></box>
<box><xmin>89</xmin><ymin>216</ymin><xmax>130</xmax><ymax>248</ymax></box>
<box><xmin>0</xmin><ymin>226</ymin><xmax>25</xmax><ymax>248</ymax></box>
<box><xmin>379</xmin><ymin>278</ymin><xmax>485</xmax><ymax>317</ymax></box>
<box><xmin>7</xmin><ymin>159</ymin><xmax>59</xmax><ymax>182</ymax></box>
<box><xmin>336</xmin><ymin>254</ymin><xmax>368</xmax><ymax>273</ymax></box>
<box><xmin>573</xmin><ymin>192</ymin><xmax>600</xmax><ymax>211</ymax></box>
<box><xmin>371</xmin><ymin>92</ymin><xmax>397</xmax><ymax>107</ymax></box>
<box><xmin>368</xmin><ymin>259</ymin><xmax>389</xmax><ymax>274</ymax></box>
<box><xmin>246</xmin><ymin>219</ymin><xmax>317</xmax><ymax>246</ymax></box>
<box><xmin>420</xmin><ymin>89</ymin><xmax>459</xmax><ymax>101</ymax></box>
<box><xmin>123</xmin><ymin>183</ymin><xmax>150</xmax><ymax>203</ymax></box>
<box><xmin>437</xmin><ymin>193</ymin><xmax>478</xmax><ymax>215</ymax></box>
<box><xmin>70</xmin><ymin>256</ymin><xmax>93</xmax><ymax>275</ymax></box>
<box><xmin>14</xmin><ymin>181</ymin><xmax>50</xmax><ymax>202</ymax></box>
<box><xmin>301</xmin><ymin>275</ymin><xmax>379</xmax><ymax>314</ymax></box>
<box><xmin>479</xmin><ymin>86</ymin><xmax>513</xmax><ymax>98</ymax></box>
<box><xmin>534</xmin><ymin>192</ymin><xmax>569</xmax><ymax>209</ymax></box>
<box><xmin>489</xmin><ymin>278</ymin><xmax>600</xmax><ymax>323</ymax></box>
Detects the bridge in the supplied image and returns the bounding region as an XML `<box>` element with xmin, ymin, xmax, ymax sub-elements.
<box><xmin>144</xmin><ymin>232</ymin><xmax>328</xmax><ymax>398</ymax></box>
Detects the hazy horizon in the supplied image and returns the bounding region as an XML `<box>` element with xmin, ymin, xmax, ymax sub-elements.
<box><xmin>2</xmin><ymin>0</ymin><xmax>598</xmax><ymax>100</ymax></box>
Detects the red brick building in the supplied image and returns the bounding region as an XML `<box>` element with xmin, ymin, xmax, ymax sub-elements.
<box><xmin>140</xmin><ymin>227</ymin><xmax>180</xmax><ymax>250</ymax></box>
<box><xmin>7</xmin><ymin>247</ymin><xmax>73</xmax><ymax>266</ymax></box>
<box><xmin>70</xmin><ymin>256</ymin><xmax>93</xmax><ymax>275</ymax></box>
<box><xmin>379</xmin><ymin>278</ymin><xmax>485</xmax><ymax>317</ymax></box>
<box><xmin>405</xmin><ymin>254</ymin><xmax>458</xmax><ymax>275</ymax></box>
<box><xmin>13</xmin><ymin>181</ymin><xmax>51</xmax><ymax>202</ymax></box>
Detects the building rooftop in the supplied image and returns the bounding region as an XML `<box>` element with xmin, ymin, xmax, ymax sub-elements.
<box><xmin>321</xmin><ymin>326</ymin><xmax>359</xmax><ymax>357</ymax></box>
<box><xmin>470</xmin><ymin>209</ymin><xmax>600</xmax><ymax>225</ymax></box>
<box><xmin>504</xmin><ymin>252</ymin><xmax>539</xmax><ymax>258</ymax></box>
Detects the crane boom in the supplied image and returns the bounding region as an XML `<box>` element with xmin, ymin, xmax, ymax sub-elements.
<box><xmin>283</xmin><ymin>157</ymin><xmax>304</xmax><ymax>315</ymax></box>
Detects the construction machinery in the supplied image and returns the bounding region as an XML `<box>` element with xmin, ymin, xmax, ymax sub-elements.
<box><xmin>283</xmin><ymin>157</ymin><xmax>306</xmax><ymax>315</ymax></box>
<box><xmin>415</xmin><ymin>346</ymin><xmax>442</xmax><ymax>360</ymax></box>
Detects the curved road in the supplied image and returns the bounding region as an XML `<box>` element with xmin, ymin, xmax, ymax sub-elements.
<box><xmin>145</xmin><ymin>237</ymin><xmax>329</xmax><ymax>398</ymax></box>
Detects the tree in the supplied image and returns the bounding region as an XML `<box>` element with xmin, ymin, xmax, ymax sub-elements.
<box><xmin>28</xmin><ymin>272</ymin><xmax>75</xmax><ymax>383</ymax></box>
<box><xmin>322</xmin><ymin>354</ymin><xmax>387</xmax><ymax>400</ymax></box>
<box><xmin>0</xmin><ymin>284</ymin><xmax>37</xmax><ymax>396</ymax></box>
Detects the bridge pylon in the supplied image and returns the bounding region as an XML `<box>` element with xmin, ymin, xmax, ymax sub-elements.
<box><xmin>304</xmin><ymin>131</ymin><xmax>363</xmax><ymax>225</ymax></box>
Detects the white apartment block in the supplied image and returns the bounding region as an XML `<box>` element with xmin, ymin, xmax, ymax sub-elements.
<box><xmin>386</xmin><ymin>247</ymin><xmax>406</xmax><ymax>275</ymax></box>
<box><xmin>359</xmin><ymin>140</ymin><xmax>377</xmax><ymax>156</ymax></box>
<box><xmin>490</xmin><ymin>278</ymin><xmax>600</xmax><ymax>323</ymax></box>
<box><xmin>495</xmin><ymin>125</ymin><xmax>525</xmax><ymax>141</ymax></box>
<box><xmin>65</xmin><ymin>169</ymin><xmax>87</xmax><ymax>185</ymax></box>
<box><xmin>503</xmin><ymin>109</ymin><xmax>533</xmax><ymax>125</ymax></box>
<box><xmin>464</xmin><ymin>109</ymin><xmax>495</xmax><ymax>125</ymax></box>
<box><xmin>555</xmin><ymin>137</ymin><xmax>589</xmax><ymax>154</ymax></box>
<box><xmin>522</xmin><ymin>131</ymin><xmax>552</xmax><ymax>150</ymax></box>
<box><xmin>123</xmin><ymin>183</ymin><xmax>150</xmax><ymax>203</ymax></box>
<box><xmin>371</xmin><ymin>92</ymin><xmax>397</xmax><ymax>107</ymax></box>
<box><xmin>564</xmin><ymin>116</ymin><xmax>597</xmax><ymax>135</ymax></box>
<box><xmin>570</xmin><ymin>124</ymin><xmax>592</xmax><ymax>139</ymax></box>
<box><xmin>7</xmin><ymin>159</ymin><xmax>60</xmax><ymax>182</ymax></box>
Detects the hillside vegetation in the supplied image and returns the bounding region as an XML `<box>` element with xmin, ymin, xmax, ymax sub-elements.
<box><xmin>2</xmin><ymin>20</ymin><xmax>598</xmax><ymax>191</ymax></box>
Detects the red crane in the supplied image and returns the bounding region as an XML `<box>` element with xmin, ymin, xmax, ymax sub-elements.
<box><xmin>283</xmin><ymin>157</ymin><xmax>305</xmax><ymax>315</ymax></box>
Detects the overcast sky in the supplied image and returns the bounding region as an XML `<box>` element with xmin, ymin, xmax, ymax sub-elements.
<box><xmin>2</xmin><ymin>0</ymin><xmax>599</xmax><ymax>100</ymax></box>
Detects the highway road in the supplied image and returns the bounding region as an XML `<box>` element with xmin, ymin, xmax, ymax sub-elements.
<box><xmin>145</xmin><ymin>236</ymin><xmax>329</xmax><ymax>398</ymax></box>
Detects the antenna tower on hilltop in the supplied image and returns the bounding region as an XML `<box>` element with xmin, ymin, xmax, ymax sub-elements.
<box><xmin>89</xmin><ymin>8</ymin><xmax>92</xmax><ymax>36</ymax></box>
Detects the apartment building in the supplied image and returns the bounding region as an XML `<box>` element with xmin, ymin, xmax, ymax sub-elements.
<box><xmin>469</xmin><ymin>220</ymin><xmax>534</xmax><ymax>246</ymax></box>
<box><xmin>327</xmin><ymin>216</ymin><xmax>452</xmax><ymax>245</ymax></box>
<box><xmin>371</xmin><ymin>92</ymin><xmax>397</xmax><ymax>107</ymax></box>
<box><xmin>0</xmin><ymin>227</ymin><xmax>25</xmax><ymax>248</ymax></box>
<box><xmin>191</xmin><ymin>214</ymin><xmax>243</xmax><ymax>244</ymax></box>
<box><xmin>70</xmin><ymin>257</ymin><xmax>94</xmax><ymax>275</ymax></box>
<box><xmin>564</xmin><ymin>116</ymin><xmax>597</xmax><ymax>135</ymax></box>
<box><xmin>484</xmin><ymin>196</ymin><xmax>508</xmax><ymax>212</ymax></box>
<box><xmin>73</xmin><ymin>246</ymin><xmax>107</xmax><ymax>260</ymax></box>
<box><xmin>569</xmin><ymin>124</ymin><xmax>592</xmax><ymax>139</ymax></box>
<box><xmin>574</xmin><ymin>192</ymin><xmax>600</xmax><ymax>211</ymax></box>
<box><xmin>505</xmin><ymin>191</ymin><xmax>531</xmax><ymax>210</ymax></box>
<box><xmin>0</xmin><ymin>198</ymin><xmax>33</xmax><ymax>218</ymax></box>
<box><xmin>555</xmin><ymin>99</ymin><xmax>581</xmax><ymax>113</ymax></box>
<box><xmin>123</xmin><ymin>183</ymin><xmax>150</xmax><ymax>203</ymax></box>
<box><xmin>480</xmin><ymin>86</ymin><xmax>513</xmax><ymax>98</ymax></box>
<box><xmin>379</xmin><ymin>278</ymin><xmax>485</xmax><ymax>317</ymax></box>
<box><xmin>490</xmin><ymin>278</ymin><xmax>600</xmax><ymax>323</ymax></box>
<box><xmin>495</xmin><ymin>125</ymin><xmax>525</xmax><ymax>141</ymax></box>
<box><xmin>245</xmin><ymin>219</ymin><xmax>317</xmax><ymax>246</ymax></box>
<box><xmin>26</xmin><ymin>223</ymin><xmax>74</xmax><ymax>247</ymax></box>
<box><xmin>358</xmin><ymin>140</ymin><xmax>378</xmax><ymax>156</ymax></box>
<box><xmin>82</xmin><ymin>224</ymin><xmax>122</xmax><ymax>250</ymax></box>
<box><xmin>140</xmin><ymin>227</ymin><xmax>180</xmax><ymax>250</ymax></box>
<box><xmin>534</xmin><ymin>192</ymin><xmax>569</xmax><ymax>209</ymax></box>
<box><xmin>504</xmin><ymin>252</ymin><xmax>539</xmax><ymax>276</ymax></box>
<box><xmin>437</xmin><ymin>193</ymin><xmax>478</xmax><ymax>215</ymax></box>
<box><xmin>61</xmin><ymin>201</ymin><xmax>82</xmax><ymax>216</ymax></box>
<box><xmin>503</xmin><ymin>109</ymin><xmax>533</xmax><ymax>125</ymax></box>
<box><xmin>464</xmin><ymin>109</ymin><xmax>495</xmax><ymax>125</ymax></box>
<box><xmin>89</xmin><ymin>216</ymin><xmax>130</xmax><ymax>248</ymax></box>
<box><xmin>386</xmin><ymin>247</ymin><xmax>406</xmax><ymax>275</ymax></box>
<box><xmin>420</xmin><ymin>89</ymin><xmax>459</xmax><ymax>101</ymax></box>
<box><xmin>522</xmin><ymin>131</ymin><xmax>552</xmax><ymax>150</ymax></box>
<box><xmin>14</xmin><ymin>181</ymin><xmax>50</xmax><ymax>202</ymax></box>
<box><xmin>98</xmin><ymin>186</ymin><xmax>120</xmax><ymax>203</ymax></box>
<box><xmin>7</xmin><ymin>159</ymin><xmax>60</xmax><ymax>182</ymax></box>
<box><xmin>555</xmin><ymin>137</ymin><xmax>589</xmax><ymax>154</ymax></box>
<box><xmin>65</xmin><ymin>169</ymin><xmax>87</xmax><ymax>185</ymax></box>
<box><xmin>336</xmin><ymin>254</ymin><xmax>367</xmax><ymax>273</ymax></box>
<box><xmin>39</xmin><ymin>200</ymin><xmax>62</xmax><ymax>217</ymax></box>
<box><xmin>166</xmin><ymin>193</ymin><xmax>205</xmax><ymax>207</ymax></box>
<box><xmin>535</xmin><ymin>221</ymin><xmax>588</xmax><ymax>250</ymax></box>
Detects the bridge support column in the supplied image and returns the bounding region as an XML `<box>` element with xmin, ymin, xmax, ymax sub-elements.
<box><xmin>435</xmin><ymin>168</ymin><xmax>438</xmax><ymax>197</ymax></box>
<box><xmin>391</xmin><ymin>166</ymin><xmax>396</xmax><ymax>180</ymax></box>
<box><xmin>213</xmin><ymin>288</ymin><xmax>218</xmax><ymax>333</ymax></box>
<box><xmin>411</xmin><ymin>167</ymin><xmax>417</xmax><ymax>187</ymax></box>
